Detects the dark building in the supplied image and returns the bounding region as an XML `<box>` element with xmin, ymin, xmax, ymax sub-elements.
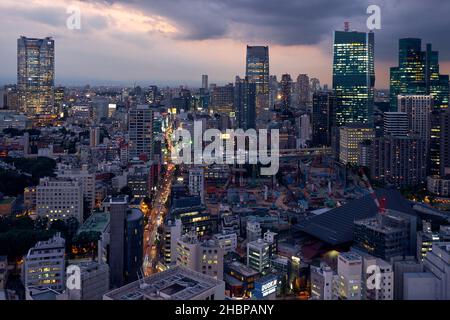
<box><xmin>390</xmin><ymin>39</ymin><xmax>449</xmax><ymax>175</ymax></box>
<box><xmin>108</xmin><ymin>196</ymin><xmax>144</xmax><ymax>288</ymax></box>
<box><xmin>440</xmin><ymin>111</ymin><xmax>450</xmax><ymax>176</ymax></box>
<box><xmin>370</xmin><ymin>135</ymin><xmax>427</xmax><ymax>187</ymax></box>
<box><xmin>332</xmin><ymin>29</ymin><xmax>375</xmax><ymax>126</ymax></box>
<box><xmin>109</xmin><ymin>196</ymin><xmax>128</xmax><ymax>288</ymax></box>
<box><xmin>210</xmin><ymin>83</ymin><xmax>234</xmax><ymax>113</ymax></box>
<box><xmin>124</xmin><ymin>208</ymin><xmax>144</xmax><ymax>284</ymax></box>
<box><xmin>353</xmin><ymin>210</ymin><xmax>417</xmax><ymax>261</ymax></box>
<box><xmin>246</xmin><ymin>46</ymin><xmax>269</xmax><ymax>96</ymax></box>
<box><xmin>246</xmin><ymin>45</ymin><xmax>269</xmax><ymax>117</ymax></box>
<box><xmin>279</xmin><ymin>74</ymin><xmax>292</xmax><ymax>111</ymax></box>
<box><xmin>312</xmin><ymin>91</ymin><xmax>334</xmax><ymax>146</ymax></box>
<box><xmin>169</xmin><ymin>196</ymin><xmax>213</xmax><ymax>237</ymax></box>
<box><xmin>234</xmin><ymin>76</ymin><xmax>256</xmax><ymax>130</ymax></box>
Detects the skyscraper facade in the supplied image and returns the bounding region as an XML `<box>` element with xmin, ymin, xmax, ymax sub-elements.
<box><xmin>297</xmin><ymin>74</ymin><xmax>310</xmax><ymax>107</ymax></box>
<box><xmin>17</xmin><ymin>36</ymin><xmax>55</xmax><ymax>116</ymax></box>
<box><xmin>128</xmin><ymin>105</ymin><xmax>153</xmax><ymax>161</ymax></box>
<box><xmin>312</xmin><ymin>91</ymin><xmax>334</xmax><ymax>147</ymax></box>
<box><xmin>234</xmin><ymin>76</ymin><xmax>256</xmax><ymax>130</ymax></box>
<box><xmin>280</xmin><ymin>74</ymin><xmax>292</xmax><ymax>111</ymax></box>
<box><xmin>332</xmin><ymin>30</ymin><xmax>375</xmax><ymax>126</ymax></box>
<box><xmin>390</xmin><ymin>39</ymin><xmax>449</xmax><ymax>175</ymax></box>
<box><xmin>246</xmin><ymin>46</ymin><xmax>269</xmax><ymax>117</ymax></box>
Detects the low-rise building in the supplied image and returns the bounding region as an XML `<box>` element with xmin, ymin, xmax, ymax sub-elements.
<box><xmin>103</xmin><ymin>266</ymin><xmax>225</xmax><ymax>300</ymax></box>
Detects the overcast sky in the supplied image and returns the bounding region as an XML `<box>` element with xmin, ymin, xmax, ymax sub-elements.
<box><xmin>1</xmin><ymin>0</ymin><xmax>449</xmax><ymax>88</ymax></box>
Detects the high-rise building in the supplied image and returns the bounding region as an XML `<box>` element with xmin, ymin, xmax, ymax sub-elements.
<box><xmin>125</xmin><ymin>207</ymin><xmax>144</xmax><ymax>284</ymax></box>
<box><xmin>440</xmin><ymin>111</ymin><xmax>450</xmax><ymax>176</ymax></box>
<box><xmin>370</xmin><ymin>135</ymin><xmax>427</xmax><ymax>187</ymax></box>
<box><xmin>109</xmin><ymin>196</ymin><xmax>128</xmax><ymax>288</ymax></box>
<box><xmin>128</xmin><ymin>105</ymin><xmax>153</xmax><ymax>161</ymax></box>
<box><xmin>202</xmin><ymin>75</ymin><xmax>208</xmax><ymax>91</ymax></box>
<box><xmin>234</xmin><ymin>76</ymin><xmax>256</xmax><ymax>130</ymax></box>
<box><xmin>268</xmin><ymin>75</ymin><xmax>278</xmax><ymax>110</ymax></box>
<box><xmin>312</xmin><ymin>91</ymin><xmax>334</xmax><ymax>146</ymax></box>
<box><xmin>279</xmin><ymin>74</ymin><xmax>292</xmax><ymax>111</ymax></box>
<box><xmin>36</xmin><ymin>177</ymin><xmax>84</xmax><ymax>223</ymax></box>
<box><xmin>390</xmin><ymin>39</ymin><xmax>449</xmax><ymax>175</ymax></box>
<box><xmin>210</xmin><ymin>83</ymin><xmax>234</xmax><ymax>114</ymax></box>
<box><xmin>332</xmin><ymin>29</ymin><xmax>375</xmax><ymax>126</ymax></box>
<box><xmin>246</xmin><ymin>45</ymin><xmax>269</xmax><ymax>117</ymax></box>
<box><xmin>24</xmin><ymin>233</ymin><xmax>65</xmax><ymax>292</ymax></box>
<box><xmin>398</xmin><ymin>95</ymin><xmax>432</xmax><ymax>152</ymax></box>
<box><xmin>297</xmin><ymin>74</ymin><xmax>310</xmax><ymax>107</ymax></box>
<box><xmin>17</xmin><ymin>36</ymin><xmax>55</xmax><ymax>116</ymax></box>
<box><xmin>390</xmin><ymin>39</ymin><xmax>449</xmax><ymax>112</ymax></box>
<box><xmin>383</xmin><ymin>112</ymin><xmax>409</xmax><ymax>137</ymax></box>
<box><xmin>339</xmin><ymin>125</ymin><xmax>375</xmax><ymax>164</ymax></box>
<box><xmin>246</xmin><ymin>46</ymin><xmax>269</xmax><ymax>95</ymax></box>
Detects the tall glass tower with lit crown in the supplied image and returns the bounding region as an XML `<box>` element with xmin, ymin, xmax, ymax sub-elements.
<box><xmin>390</xmin><ymin>38</ymin><xmax>449</xmax><ymax>174</ymax></box>
<box><xmin>332</xmin><ymin>30</ymin><xmax>375</xmax><ymax>127</ymax></box>
<box><xmin>17</xmin><ymin>36</ymin><xmax>55</xmax><ymax>116</ymax></box>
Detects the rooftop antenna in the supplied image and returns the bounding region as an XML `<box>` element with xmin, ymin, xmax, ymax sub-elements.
<box><xmin>344</xmin><ymin>21</ymin><xmax>350</xmax><ymax>32</ymax></box>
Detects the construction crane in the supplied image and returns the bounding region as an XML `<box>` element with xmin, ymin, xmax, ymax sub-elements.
<box><xmin>358</xmin><ymin>167</ymin><xmax>386</xmax><ymax>214</ymax></box>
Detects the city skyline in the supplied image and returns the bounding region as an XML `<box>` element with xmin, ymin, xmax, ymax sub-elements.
<box><xmin>1</xmin><ymin>0</ymin><xmax>450</xmax><ymax>87</ymax></box>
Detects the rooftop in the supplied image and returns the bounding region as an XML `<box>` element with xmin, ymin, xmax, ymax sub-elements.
<box><xmin>103</xmin><ymin>266</ymin><xmax>224</xmax><ymax>300</ymax></box>
<box><xmin>77</xmin><ymin>212</ymin><xmax>110</xmax><ymax>234</ymax></box>
<box><xmin>295</xmin><ymin>189</ymin><xmax>415</xmax><ymax>245</ymax></box>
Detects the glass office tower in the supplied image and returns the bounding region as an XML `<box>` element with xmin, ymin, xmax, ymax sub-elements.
<box><xmin>234</xmin><ymin>76</ymin><xmax>256</xmax><ymax>130</ymax></box>
<box><xmin>246</xmin><ymin>46</ymin><xmax>269</xmax><ymax>120</ymax></box>
<box><xmin>390</xmin><ymin>39</ymin><xmax>449</xmax><ymax>175</ymax></box>
<box><xmin>332</xmin><ymin>30</ymin><xmax>375</xmax><ymax>127</ymax></box>
<box><xmin>17</xmin><ymin>36</ymin><xmax>55</xmax><ymax>116</ymax></box>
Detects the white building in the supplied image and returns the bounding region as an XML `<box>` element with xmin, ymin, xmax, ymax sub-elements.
<box><xmin>103</xmin><ymin>266</ymin><xmax>225</xmax><ymax>300</ymax></box>
<box><xmin>398</xmin><ymin>95</ymin><xmax>431</xmax><ymax>145</ymax></box>
<box><xmin>36</xmin><ymin>177</ymin><xmax>84</xmax><ymax>223</ymax></box>
<box><xmin>339</xmin><ymin>125</ymin><xmax>375</xmax><ymax>164</ymax></box>
<box><xmin>213</xmin><ymin>231</ymin><xmax>237</xmax><ymax>254</ymax></box>
<box><xmin>163</xmin><ymin>219</ymin><xmax>182</xmax><ymax>265</ymax></box>
<box><xmin>67</xmin><ymin>262</ymin><xmax>110</xmax><ymax>300</ymax></box>
<box><xmin>246</xmin><ymin>220</ymin><xmax>262</xmax><ymax>242</ymax></box>
<box><xmin>176</xmin><ymin>232</ymin><xmax>224</xmax><ymax>280</ymax></box>
<box><xmin>57</xmin><ymin>164</ymin><xmax>96</xmax><ymax>211</ymax></box>
<box><xmin>333</xmin><ymin>252</ymin><xmax>362</xmax><ymax>300</ymax></box>
<box><xmin>247</xmin><ymin>239</ymin><xmax>270</xmax><ymax>273</ymax></box>
<box><xmin>423</xmin><ymin>242</ymin><xmax>450</xmax><ymax>300</ymax></box>
<box><xmin>189</xmin><ymin>166</ymin><xmax>205</xmax><ymax>204</ymax></box>
<box><xmin>310</xmin><ymin>263</ymin><xmax>333</xmax><ymax>300</ymax></box>
<box><xmin>362</xmin><ymin>256</ymin><xmax>393</xmax><ymax>300</ymax></box>
<box><xmin>24</xmin><ymin>233</ymin><xmax>66</xmax><ymax>292</ymax></box>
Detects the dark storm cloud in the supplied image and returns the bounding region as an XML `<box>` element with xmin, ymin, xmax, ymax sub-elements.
<box><xmin>104</xmin><ymin>0</ymin><xmax>369</xmax><ymax>43</ymax></box>
<box><xmin>102</xmin><ymin>0</ymin><xmax>450</xmax><ymax>61</ymax></box>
